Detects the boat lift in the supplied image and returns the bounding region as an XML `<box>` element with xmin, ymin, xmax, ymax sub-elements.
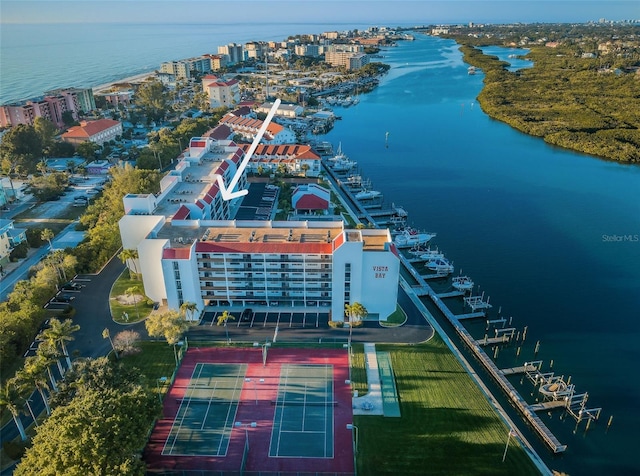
<box><xmin>464</xmin><ymin>292</ymin><xmax>492</xmax><ymax>311</ymax></box>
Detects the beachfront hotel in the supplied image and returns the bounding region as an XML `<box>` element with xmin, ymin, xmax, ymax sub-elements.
<box><xmin>119</xmin><ymin>136</ymin><xmax>400</xmax><ymax>322</ymax></box>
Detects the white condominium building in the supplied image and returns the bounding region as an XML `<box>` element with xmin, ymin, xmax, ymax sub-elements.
<box><xmin>118</xmin><ymin>137</ymin><xmax>400</xmax><ymax>322</ymax></box>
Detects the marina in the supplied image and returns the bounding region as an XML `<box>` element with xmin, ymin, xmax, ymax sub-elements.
<box><xmin>319</xmin><ymin>141</ymin><xmax>605</xmax><ymax>459</ymax></box>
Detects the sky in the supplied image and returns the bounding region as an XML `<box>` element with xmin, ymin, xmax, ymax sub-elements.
<box><xmin>1</xmin><ymin>0</ymin><xmax>639</xmax><ymax>25</ymax></box>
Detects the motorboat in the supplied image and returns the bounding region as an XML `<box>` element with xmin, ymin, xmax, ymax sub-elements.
<box><xmin>394</xmin><ymin>228</ymin><xmax>436</xmax><ymax>248</ymax></box>
<box><xmin>452</xmin><ymin>276</ymin><xmax>474</xmax><ymax>292</ymax></box>
<box><xmin>331</xmin><ymin>158</ymin><xmax>356</xmax><ymax>172</ymax></box>
<box><xmin>419</xmin><ymin>248</ymin><xmax>445</xmax><ymax>262</ymax></box>
<box><xmin>539</xmin><ymin>380</ymin><xmax>572</xmax><ymax>398</ymax></box>
<box><xmin>468</xmin><ymin>66</ymin><xmax>477</xmax><ymax>75</ymax></box>
<box><xmin>426</xmin><ymin>257</ymin><xmax>454</xmax><ymax>274</ymax></box>
<box><xmin>355</xmin><ymin>189</ymin><xmax>382</xmax><ymax>200</ymax></box>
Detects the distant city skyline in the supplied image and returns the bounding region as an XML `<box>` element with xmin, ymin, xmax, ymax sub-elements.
<box><xmin>1</xmin><ymin>0</ymin><xmax>639</xmax><ymax>25</ymax></box>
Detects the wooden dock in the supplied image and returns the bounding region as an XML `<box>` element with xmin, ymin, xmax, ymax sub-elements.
<box><xmin>437</xmin><ymin>290</ymin><xmax>465</xmax><ymax>299</ymax></box>
<box><xmin>456</xmin><ymin>311</ymin><xmax>486</xmax><ymax>320</ymax></box>
<box><xmin>501</xmin><ymin>364</ymin><xmax>538</xmax><ymax>376</ymax></box>
<box><xmin>399</xmin><ymin>254</ymin><xmax>567</xmax><ymax>453</ymax></box>
<box><xmin>477</xmin><ymin>335</ymin><xmax>511</xmax><ymax>346</ymax></box>
<box><xmin>530</xmin><ymin>400</ymin><xmax>568</xmax><ymax>412</ymax></box>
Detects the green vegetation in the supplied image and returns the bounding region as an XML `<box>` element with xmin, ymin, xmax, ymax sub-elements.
<box><xmin>445</xmin><ymin>25</ymin><xmax>640</xmax><ymax>163</ymax></box>
<box><xmin>354</xmin><ymin>337</ymin><xmax>540</xmax><ymax>475</ymax></box>
<box><xmin>14</xmin><ymin>357</ymin><xmax>160</xmax><ymax>476</ymax></box>
<box><xmin>109</xmin><ymin>270</ymin><xmax>153</xmax><ymax>324</ymax></box>
<box><xmin>380</xmin><ymin>304</ymin><xmax>407</xmax><ymax>327</ymax></box>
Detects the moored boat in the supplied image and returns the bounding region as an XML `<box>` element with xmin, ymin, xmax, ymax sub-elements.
<box><xmin>452</xmin><ymin>275</ymin><xmax>474</xmax><ymax>292</ymax></box>
<box><xmin>394</xmin><ymin>228</ymin><xmax>436</xmax><ymax>248</ymax></box>
<box><xmin>426</xmin><ymin>257</ymin><xmax>454</xmax><ymax>274</ymax></box>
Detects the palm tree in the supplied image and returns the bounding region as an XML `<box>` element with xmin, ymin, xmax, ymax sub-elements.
<box><xmin>41</xmin><ymin>228</ymin><xmax>54</xmax><ymax>250</ymax></box>
<box><xmin>102</xmin><ymin>328</ymin><xmax>119</xmax><ymax>359</ymax></box>
<box><xmin>11</xmin><ymin>374</ymin><xmax>39</xmax><ymax>427</ymax></box>
<box><xmin>0</xmin><ymin>381</ymin><xmax>27</xmax><ymax>441</ymax></box>
<box><xmin>345</xmin><ymin>302</ymin><xmax>368</xmax><ymax>347</ymax></box>
<box><xmin>125</xmin><ymin>285</ymin><xmax>141</xmax><ymax>320</ymax></box>
<box><xmin>180</xmin><ymin>301</ymin><xmax>198</xmax><ymax>321</ymax></box>
<box><xmin>217</xmin><ymin>311</ymin><xmax>235</xmax><ymax>342</ymax></box>
<box><xmin>41</xmin><ymin>318</ymin><xmax>80</xmax><ymax>370</ymax></box>
<box><xmin>118</xmin><ymin>248</ymin><xmax>139</xmax><ymax>279</ymax></box>
<box><xmin>22</xmin><ymin>356</ymin><xmax>52</xmax><ymax>416</ymax></box>
<box><xmin>37</xmin><ymin>342</ymin><xmax>65</xmax><ymax>382</ymax></box>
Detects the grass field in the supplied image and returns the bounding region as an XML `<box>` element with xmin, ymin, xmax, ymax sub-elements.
<box><xmin>353</xmin><ymin>337</ymin><xmax>541</xmax><ymax>475</ymax></box>
<box><xmin>109</xmin><ymin>270</ymin><xmax>154</xmax><ymax>324</ymax></box>
<box><xmin>119</xmin><ymin>341</ymin><xmax>177</xmax><ymax>400</ymax></box>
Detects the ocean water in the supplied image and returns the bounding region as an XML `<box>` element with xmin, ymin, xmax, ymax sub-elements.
<box><xmin>0</xmin><ymin>22</ymin><xmax>373</xmax><ymax>104</ymax></box>
<box><xmin>2</xmin><ymin>23</ymin><xmax>639</xmax><ymax>475</ymax></box>
<box><xmin>323</xmin><ymin>35</ymin><xmax>640</xmax><ymax>475</ymax></box>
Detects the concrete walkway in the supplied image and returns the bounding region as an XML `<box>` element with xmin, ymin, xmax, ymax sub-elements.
<box><xmin>352</xmin><ymin>343</ymin><xmax>384</xmax><ymax>415</ymax></box>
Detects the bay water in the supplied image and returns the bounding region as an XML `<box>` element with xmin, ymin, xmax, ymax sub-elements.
<box><xmin>2</xmin><ymin>23</ymin><xmax>639</xmax><ymax>475</ymax></box>
<box><xmin>323</xmin><ymin>35</ymin><xmax>640</xmax><ymax>475</ymax></box>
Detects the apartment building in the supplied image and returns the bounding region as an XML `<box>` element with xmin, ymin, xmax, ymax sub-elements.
<box><xmin>0</xmin><ymin>88</ymin><xmax>94</xmax><ymax>128</ymax></box>
<box><xmin>219</xmin><ymin>113</ymin><xmax>296</xmax><ymax>145</ymax></box>
<box><xmin>324</xmin><ymin>45</ymin><xmax>369</xmax><ymax>70</ymax></box>
<box><xmin>238</xmin><ymin>143</ymin><xmax>322</xmax><ymax>177</ymax></box>
<box><xmin>201</xmin><ymin>75</ymin><xmax>240</xmax><ymax>108</ymax></box>
<box><xmin>61</xmin><ymin>119</ymin><xmax>123</xmax><ymax>146</ymax></box>
<box><xmin>118</xmin><ymin>136</ymin><xmax>399</xmax><ymax>321</ymax></box>
<box><xmin>217</xmin><ymin>43</ymin><xmax>244</xmax><ymax>64</ymax></box>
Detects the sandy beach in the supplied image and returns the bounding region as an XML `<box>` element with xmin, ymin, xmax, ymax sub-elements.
<box><xmin>92</xmin><ymin>71</ymin><xmax>157</xmax><ymax>94</ymax></box>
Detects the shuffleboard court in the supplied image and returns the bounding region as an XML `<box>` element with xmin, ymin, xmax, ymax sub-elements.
<box><xmin>162</xmin><ymin>363</ymin><xmax>247</xmax><ymax>456</ymax></box>
<box><xmin>269</xmin><ymin>363</ymin><xmax>335</xmax><ymax>458</ymax></box>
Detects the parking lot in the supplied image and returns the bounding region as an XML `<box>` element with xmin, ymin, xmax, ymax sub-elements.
<box><xmin>200</xmin><ymin>310</ymin><xmax>330</xmax><ymax>330</ymax></box>
<box><xmin>235</xmin><ymin>182</ymin><xmax>279</xmax><ymax>220</ymax></box>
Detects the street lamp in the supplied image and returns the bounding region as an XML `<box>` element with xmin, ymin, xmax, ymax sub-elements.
<box><xmin>156</xmin><ymin>376</ymin><xmax>168</xmax><ymax>403</ymax></box>
<box><xmin>245</xmin><ymin>378</ymin><xmax>259</xmax><ymax>405</ymax></box>
<box><xmin>235</xmin><ymin>421</ymin><xmax>257</xmax><ymax>450</ymax></box>
<box><xmin>502</xmin><ymin>429</ymin><xmax>516</xmax><ymax>462</ymax></box>
<box><xmin>346</xmin><ymin>423</ymin><xmax>359</xmax><ymax>455</ymax></box>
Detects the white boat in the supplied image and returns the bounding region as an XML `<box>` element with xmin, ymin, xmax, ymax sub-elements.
<box><xmin>394</xmin><ymin>228</ymin><xmax>436</xmax><ymax>248</ymax></box>
<box><xmin>468</xmin><ymin>66</ymin><xmax>477</xmax><ymax>75</ymax></box>
<box><xmin>426</xmin><ymin>257</ymin><xmax>454</xmax><ymax>274</ymax></box>
<box><xmin>331</xmin><ymin>158</ymin><xmax>356</xmax><ymax>172</ymax></box>
<box><xmin>355</xmin><ymin>189</ymin><xmax>382</xmax><ymax>200</ymax></box>
<box><xmin>328</xmin><ymin>143</ymin><xmax>357</xmax><ymax>171</ymax></box>
<box><xmin>419</xmin><ymin>248</ymin><xmax>445</xmax><ymax>262</ymax></box>
<box><xmin>452</xmin><ymin>276</ymin><xmax>474</xmax><ymax>292</ymax></box>
<box><xmin>539</xmin><ymin>380</ymin><xmax>572</xmax><ymax>398</ymax></box>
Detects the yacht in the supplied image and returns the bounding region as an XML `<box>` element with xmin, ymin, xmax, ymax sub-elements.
<box><xmin>394</xmin><ymin>228</ymin><xmax>436</xmax><ymax>248</ymax></box>
<box><xmin>426</xmin><ymin>257</ymin><xmax>454</xmax><ymax>274</ymax></box>
<box><xmin>355</xmin><ymin>188</ymin><xmax>382</xmax><ymax>200</ymax></box>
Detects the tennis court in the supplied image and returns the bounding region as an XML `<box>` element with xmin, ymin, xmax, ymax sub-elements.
<box><xmin>144</xmin><ymin>347</ymin><xmax>354</xmax><ymax>475</ymax></box>
<box><xmin>162</xmin><ymin>363</ymin><xmax>247</xmax><ymax>456</ymax></box>
<box><xmin>269</xmin><ymin>364</ymin><xmax>335</xmax><ymax>458</ymax></box>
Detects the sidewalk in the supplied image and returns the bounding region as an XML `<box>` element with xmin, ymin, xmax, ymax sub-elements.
<box><xmin>352</xmin><ymin>343</ymin><xmax>384</xmax><ymax>415</ymax></box>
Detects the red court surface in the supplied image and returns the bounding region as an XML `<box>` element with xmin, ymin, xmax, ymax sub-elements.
<box><xmin>144</xmin><ymin>347</ymin><xmax>355</xmax><ymax>475</ymax></box>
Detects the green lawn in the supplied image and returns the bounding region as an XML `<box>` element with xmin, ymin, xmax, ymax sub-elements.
<box><xmin>109</xmin><ymin>270</ymin><xmax>154</xmax><ymax>323</ymax></box>
<box><xmin>119</xmin><ymin>341</ymin><xmax>177</xmax><ymax>400</ymax></box>
<box><xmin>354</xmin><ymin>337</ymin><xmax>541</xmax><ymax>476</ymax></box>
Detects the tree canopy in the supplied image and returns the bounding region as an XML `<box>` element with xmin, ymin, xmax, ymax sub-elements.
<box><xmin>15</xmin><ymin>357</ymin><xmax>159</xmax><ymax>476</ymax></box>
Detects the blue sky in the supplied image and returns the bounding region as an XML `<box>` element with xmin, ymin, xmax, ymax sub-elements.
<box><xmin>1</xmin><ymin>1</ymin><xmax>638</xmax><ymax>25</ymax></box>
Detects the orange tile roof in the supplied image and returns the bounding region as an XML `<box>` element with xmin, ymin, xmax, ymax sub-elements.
<box><xmin>62</xmin><ymin>119</ymin><xmax>120</xmax><ymax>139</ymax></box>
<box><xmin>195</xmin><ymin>242</ymin><xmax>333</xmax><ymax>254</ymax></box>
<box><xmin>238</xmin><ymin>144</ymin><xmax>320</xmax><ymax>161</ymax></box>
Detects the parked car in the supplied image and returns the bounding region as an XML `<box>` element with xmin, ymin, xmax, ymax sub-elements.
<box><xmin>60</xmin><ymin>282</ymin><xmax>83</xmax><ymax>291</ymax></box>
<box><xmin>52</xmin><ymin>293</ymin><xmax>75</xmax><ymax>303</ymax></box>
<box><xmin>241</xmin><ymin>308</ymin><xmax>253</xmax><ymax>322</ymax></box>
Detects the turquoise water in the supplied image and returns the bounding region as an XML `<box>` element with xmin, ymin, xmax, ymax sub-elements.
<box><xmin>323</xmin><ymin>34</ymin><xmax>640</xmax><ymax>475</ymax></box>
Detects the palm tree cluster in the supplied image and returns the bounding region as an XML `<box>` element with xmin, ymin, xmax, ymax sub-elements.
<box><xmin>0</xmin><ymin>318</ymin><xmax>79</xmax><ymax>441</ymax></box>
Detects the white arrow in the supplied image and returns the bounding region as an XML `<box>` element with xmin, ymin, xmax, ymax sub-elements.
<box><xmin>217</xmin><ymin>98</ymin><xmax>281</xmax><ymax>200</ymax></box>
